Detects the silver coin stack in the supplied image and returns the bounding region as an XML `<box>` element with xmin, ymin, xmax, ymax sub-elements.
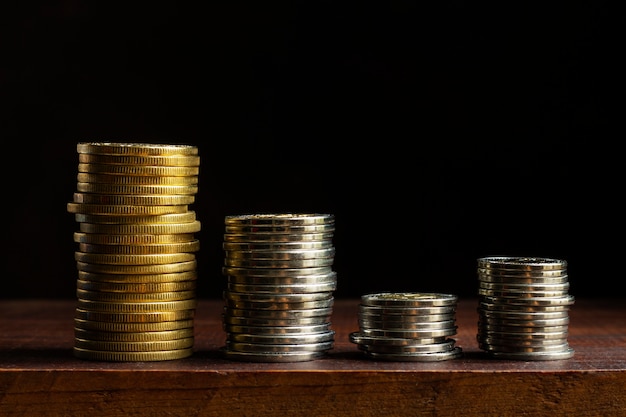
<box><xmin>67</xmin><ymin>142</ymin><xmax>201</xmax><ymax>362</ymax></box>
<box><xmin>476</xmin><ymin>256</ymin><xmax>575</xmax><ymax>360</ymax></box>
<box><xmin>220</xmin><ymin>213</ymin><xmax>337</xmax><ymax>362</ymax></box>
<box><xmin>349</xmin><ymin>292</ymin><xmax>462</xmax><ymax>361</ymax></box>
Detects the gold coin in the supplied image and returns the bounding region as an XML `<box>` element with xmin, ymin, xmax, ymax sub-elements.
<box><xmin>67</xmin><ymin>202</ymin><xmax>189</xmax><ymax>215</ymax></box>
<box><xmin>74</xmin><ymin>307</ymin><xmax>195</xmax><ymax>322</ymax></box>
<box><xmin>77</xmin><ymin>270</ymin><xmax>197</xmax><ymax>283</ymax></box>
<box><xmin>76</xmin><ymin>279</ymin><xmax>196</xmax><ymax>293</ymax></box>
<box><xmin>76</xmin><ymin>299</ymin><xmax>198</xmax><ymax>313</ymax></box>
<box><xmin>73</xmin><ymin>193</ymin><xmax>195</xmax><ymax>206</ymax></box>
<box><xmin>73</xmin><ymin>346</ymin><xmax>193</xmax><ymax>361</ymax></box>
<box><xmin>74</xmin><ymin>211</ymin><xmax>196</xmax><ymax>224</ymax></box>
<box><xmin>76</xmin><ymin>260</ymin><xmax>197</xmax><ymax>274</ymax></box>
<box><xmin>78</xmin><ymin>240</ymin><xmax>200</xmax><ymax>254</ymax></box>
<box><xmin>76</xmin><ymin>288</ymin><xmax>196</xmax><ymax>302</ymax></box>
<box><xmin>76</xmin><ymin>182</ymin><xmax>198</xmax><ymax>195</ymax></box>
<box><xmin>74</xmin><ymin>317</ymin><xmax>194</xmax><ymax>332</ymax></box>
<box><xmin>74</xmin><ymin>337</ymin><xmax>194</xmax><ymax>352</ymax></box>
<box><xmin>74</xmin><ymin>252</ymin><xmax>196</xmax><ymax>265</ymax></box>
<box><xmin>78</xmin><ymin>221</ymin><xmax>201</xmax><ymax>235</ymax></box>
<box><xmin>78</xmin><ymin>153</ymin><xmax>200</xmax><ymax>167</ymax></box>
<box><xmin>77</xmin><ymin>172</ymin><xmax>199</xmax><ymax>185</ymax></box>
<box><xmin>73</xmin><ymin>232</ymin><xmax>196</xmax><ymax>245</ymax></box>
<box><xmin>78</xmin><ymin>163</ymin><xmax>200</xmax><ymax>176</ymax></box>
<box><xmin>77</xmin><ymin>142</ymin><xmax>198</xmax><ymax>156</ymax></box>
<box><xmin>74</xmin><ymin>327</ymin><xmax>194</xmax><ymax>342</ymax></box>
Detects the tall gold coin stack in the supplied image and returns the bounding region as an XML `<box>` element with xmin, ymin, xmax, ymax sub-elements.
<box><xmin>476</xmin><ymin>256</ymin><xmax>575</xmax><ymax>360</ymax></box>
<box><xmin>67</xmin><ymin>142</ymin><xmax>201</xmax><ymax>361</ymax></box>
<box><xmin>220</xmin><ymin>213</ymin><xmax>337</xmax><ymax>362</ymax></box>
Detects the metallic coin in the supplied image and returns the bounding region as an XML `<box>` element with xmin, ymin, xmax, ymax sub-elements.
<box><xmin>477</xmin><ymin>329</ymin><xmax>568</xmax><ymax>341</ymax></box>
<box><xmin>360</xmin><ymin>327</ymin><xmax>457</xmax><ymax>339</ymax></box>
<box><xmin>76</xmin><ymin>288</ymin><xmax>196</xmax><ymax>303</ymax></box>
<box><xmin>224</xmin><ymin>213</ymin><xmax>334</xmax><ymax>226</ymax></box>
<box><xmin>74</xmin><ymin>211</ymin><xmax>197</xmax><ymax>224</ymax></box>
<box><xmin>74</xmin><ymin>308</ymin><xmax>195</xmax><ymax>323</ymax></box>
<box><xmin>478</xmin><ymin>335</ymin><xmax>568</xmax><ymax>347</ymax></box>
<box><xmin>77</xmin><ymin>270</ymin><xmax>197</xmax><ymax>283</ymax></box>
<box><xmin>477</xmin><ymin>288</ymin><xmax>570</xmax><ymax>298</ymax></box>
<box><xmin>223</xmin><ymin>232</ymin><xmax>334</xmax><ymax>242</ymax></box>
<box><xmin>478</xmin><ymin>281</ymin><xmax>570</xmax><ymax>292</ymax></box>
<box><xmin>224</xmin><ymin>306</ymin><xmax>332</xmax><ymax>320</ymax></box>
<box><xmin>226</xmin><ymin>330</ymin><xmax>335</xmax><ymax>345</ymax></box>
<box><xmin>476</xmin><ymin>308</ymin><xmax>569</xmax><ymax>320</ymax></box>
<box><xmin>222</xmin><ymin>314</ymin><xmax>330</xmax><ymax>327</ymax></box>
<box><xmin>225</xmin><ymin>341</ymin><xmax>333</xmax><ymax>353</ymax></box>
<box><xmin>477</xmin><ymin>268</ymin><xmax>568</xmax><ymax>279</ymax></box>
<box><xmin>74</xmin><ymin>318</ymin><xmax>194</xmax><ymax>332</ymax></box>
<box><xmin>67</xmin><ymin>202</ymin><xmax>189</xmax><ymax>215</ymax></box>
<box><xmin>73</xmin><ymin>346</ymin><xmax>193</xmax><ymax>361</ymax></box>
<box><xmin>223</xmin><ymin>240</ymin><xmax>333</xmax><ymax>251</ymax></box>
<box><xmin>361</xmin><ymin>292</ymin><xmax>458</xmax><ymax>307</ymax></box>
<box><xmin>486</xmin><ymin>347</ymin><xmax>575</xmax><ymax>361</ymax></box>
<box><xmin>356</xmin><ymin>339</ymin><xmax>457</xmax><ymax>354</ymax></box>
<box><xmin>74</xmin><ymin>337</ymin><xmax>194</xmax><ymax>352</ymax></box>
<box><xmin>77</xmin><ymin>163</ymin><xmax>200</xmax><ymax>177</ymax></box>
<box><xmin>75</xmin><ymin>252</ymin><xmax>196</xmax><ymax>265</ymax></box>
<box><xmin>478</xmin><ymin>301</ymin><xmax>570</xmax><ymax>313</ymax></box>
<box><xmin>477</xmin><ymin>316</ymin><xmax>570</xmax><ymax>327</ymax></box>
<box><xmin>76</xmin><ymin>182</ymin><xmax>198</xmax><ymax>195</ymax></box>
<box><xmin>225</xmin><ymin>247</ymin><xmax>335</xmax><ymax>260</ymax></box>
<box><xmin>358</xmin><ymin>304</ymin><xmax>457</xmax><ymax>316</ymax></box>
<box><xmin>477</xmin><ymin>322</ymin><xmax>569</xmax><ymax>334</ymax></box>
<box><xmin>78</xmin><ymin>240</ymin><xmax>200</xmax><ymax>255</ymax></box>
<box><xmin>358</xmin><ymin>312</ymin><xmax>456</xmax><ymax>323</ymax></box>
<box><xmin>78</xmin><ymin>153</ymin><xmax>200</xmax><ymax>167</ymax></box>
<box><xmin>359</xmin><ymin>319</ymin><xmax>457</xmax><ymax>331</ymax></box>
<box><xmin>223</xmin><ymin>298</ymin><xmax>334</xmax><ymax>311</ymax></box>
<box><xmin>220</xmin><ymin>347</ymin><xmax>327</xmax><ymax>363</ymax></box>
<box><xmin>76</xmin><ymin>280</ymin><xmax>197</xmax><ymax>293</ymax></box>
<box><xmin>223</xmin><ymin>290</ymin><xmax>332</xmax><ymax>303</ymax></box>
<box><xmin>223</xmin><ymin>266</ymin><xmax>333</xmax><ymax>277</ymax></box>
<box><xmin>223</xmin><ymin>323</ymin><xmax>332</xmax><ymax>335</ymax></box>
<box><xmin>362</xmin><ymin>346</ymin><xmax>463</xmax><ymax>362</ymax></box>
<box><xmin>349</xmin><ymin>332</ymin><xmax>449</xmax><ymax>346</ymax></box>
<box><xmin>74</xmin><ymin>327</ymin><xmax>194</xmax><ymax>342</ymax></box>
<box><xmin>73</xmin><ymin>192</ymin><xmax>195</xmax><ymax>206</ymax></box>
<box><xmin>77</xmin><ymin>142</ymin><xmax>199</xmax><ymax>156</ymax></box>
<box><xmin>226</xmin><ymin>281</ymin><xmax>336</xmax><ymax>294</ymax></box>
<box><xmin>477</xmin><ymin>256</ymin><xmax>567</xmax><ymax>270</ymax></box>
<box><xmin>77</xmin><ymin>172</ymin><xmax>198</xmax><ymax>185</ymax></box>
<box><xmin>74</xmin><ymin>232</ymin><xmax>197</xmax><ymax>245</ymax></box>
<box><xmin>79</xmin><ymin>221</ymin><xmax>201</xmax><ymax>235</ymax></box>
<box><xmin>224</xmin><ymin>257</ymin><xmax>334</xmax><ymax>268</ymax></box>
<box><xmin>76</xmin><ymin>299</ymin><xmax>198</xmax><ymax>313</ymax></box>
<box><xmin>480</xmin><ymin>295</ymin><xmax>575</xmax><ymax>307</ymax></box>
<box><xmin>76</xmin><ymin>260</ymin><xmax>197</xmax><ymax>274</ymax></box>
<box><xmin>478</xmin><ymin>341</ymin><xmax>571</xmax><ymax>353</ymax></box>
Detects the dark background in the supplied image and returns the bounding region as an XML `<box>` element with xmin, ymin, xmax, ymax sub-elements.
<box><xmin>2</xmin><ymin>2</ymin><xmax>618</xmax><ymax>300</ymax></box>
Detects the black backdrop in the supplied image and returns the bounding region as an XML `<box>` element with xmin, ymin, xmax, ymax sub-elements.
<box><xmin>2</xmin><ymin>2</ymin><xmax>618</xmax><ymax>300</ymax></box>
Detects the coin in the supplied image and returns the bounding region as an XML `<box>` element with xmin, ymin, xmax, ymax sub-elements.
<box><xmin>77</xmin><ymin>142</ymin><xmax>199</xmax><ymax>156</ymax></box>
<box><xmin>361</xmin><ymin>292</ymin><xmax>458</xmax><ymax>307</ymax></box>
<box><xmin>77</xmin><ymin>163</ymin><xmax>199</xmax><ymax>176</ymax></box>
<box><xmin>362</xmin><ymin>347</ymin><xmax>463</xmax><ymax>362</ymax></box>
<box><xmin>73</xmin><ymin>346</ymin><xmax>193</xmax><ymax>361</ymax></box>
<box><xmin>220</xmin><ymin>348</ymin><xmax>327</xmax><ymax>363</ymax></box>
<box><xmin>224</xmin><ymin>213</ymin><xmax>334</xmax><ymax>226</ymax></box>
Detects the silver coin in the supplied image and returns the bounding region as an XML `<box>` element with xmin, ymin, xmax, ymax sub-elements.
<box><xmin>224</xmin><ymin>290</ymin><xmax>333</xmax><ymax>303</ymax></box>
<box><xmin>480</xmin><ymin>295</ymin><xmax>575</xmax><ymax>307</ymax></box>
<box><xmin>477</xmin><ymin>322</ymin><xmax>569</xmax><ymax>334</ymax></box>
<box><xmin>358</xmin><ymin>319</ymin><xmax>457</xmax><ymax>331</ymax></box>
<box><xmin>358</xmin><ymin>311</ymin><xmax>456</xmax><ymax>323</ymax></box>
<box><xmin>361</xmin><ymin>292</ymin><xmax>458</xmax><ymax>307</ymax></box>
<box><xmin>355</xmin><ymin>339</ymin><xmax>457</xmax><ymax>354</ymax></box>
<box><xmin>222</xmin><ymin>314</ymin><xmax>330</xmax><ymax>327</ymax></box>
<box><xmin>224</xmin><ymin>257</ymin><xmax>334</xmax><ymax>268</ymax></box>
<box><xmin>477</xmin><ymin>268</ymin><xmax>568</xmax><ymax>278</ymax></box>
<box><xmin>226</xmin><ymin>330</ymin><xmax>335</xmax><ymax>345</ymax></box>
<box><xmin>227</xmin><ymin>281</ymin><xmax>337</xmax><ymax>294</ymax></box>
<box><xmin>224</xmin><ymin>298</ymin><xmax>334</xmax><ymax>310</ymax></box>
<box><xmin>223</xmin><ymin>232</ymin><xmax>334</xmax><ymax>242</ymax></box>
<box><xmin>358</xmin><ymin>304</ymin><xmax>457</xmax><ymax>316</ymax></box>
<box><xmin>478</xmin><ymin>288</ymin><xmax>570</xmax><ymax>298</ymax></box>
<box><xmin>223</xmin><ymin>323</ymin><xmax>332</xmax><ymax>335</ymax></box>
<box><xmin>221</xmin><ymin>347</ymin><xmax>328</xmax><ymax>362</ymax></box>
<box><xmin>224</xmin><ymin>213</ymin><xmax>335</xmax><ymax>226</ymax></box>
<box><xmin>225</xmin><ymin>247</ymin><xmax>335</xmax><ymax>260</ymax></box>
<box><xmin>477</xmin><ymin>256</ymin><xmax>567</xmax><ymax>271</ymax></box>
<box><xmin>478</xmin><ymin>301</ymin><xmax>571</xmax><ymax>313</ymax></box>
<box><xmin>478</xmin><ymin>271</ymin><xmax>569</xmax><ymax>282</ymax></box>
<box><xmin>478</xmin><ymin>329</ymin><xmax>568</xmax><ymax>341</ymax></box>
<box><xmin>223</xmin><ymin>240</ymin><xmax>333</xmax><ymax>251</ymax></box>
<box><xmin>225</xmin><ymin>340</ymin><xmax>333</xmax><ymax>353</ymax></box>
<box><xmin>362</xmin><ymin>346</ymin><xmax>463</xmax><ymax>362</ymax></box>
<box><xmin>223</xmin><ymin>266</ymin><xmax>333</xmax><ymax>277</ymax></box>
<box><xmin>478</xmin><ymin>335</ymin><xmax>568</xmax><ymax>347</ymax></box>
<box><xmin>360</xmin><ymin>326</ymin><xmax>457</xmax><ymax>339</ymax></box>
<box><xmin>477</xmin><ymin>316</ymin><xmax>570</xmax><ymax>327</ymax></box>
<box><xmin>478</xmin><ymin>342</ymin><xmax>571</xmax><ymax>353</ymax></box>
<box><xmin>226</xmin><ymin>271</ymin><xmax>337</xmax><ymax>286</ymax></box>
<box><xmin>224</xmin><ymin>306</ymin><xmax>332</xmax><ymax>319</ymax></box>
<box><xmin>486</xmin><ymin>347</ymin><xmax>575</xmax><ymax>361</ymax></box>
<box><xmin>478</xmin><ymin>281</ymin><xmax>570</xmax><ymax>292</ymax></box>
<box><xmin>224</xmin><ymin>224</ymin><xmax>335</xmax><ymax>234</ymax></box>
<box><xmin>349</xmin><ymin>332</ymin><xmax>448</xmax><ymax>346</ymax></box>
<box><xmin>477</xmin><ymin>309</ymin><xmax>570</xmax><ymax>320</ymax></box>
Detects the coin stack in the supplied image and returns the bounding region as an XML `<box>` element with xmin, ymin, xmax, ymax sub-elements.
<box><xmin>349</xmin><ymin>292</ymin><xmax>462</xmax><ymax>361</ymax></box>
<box><xmin>67</xmin><ymin>142</ymin><xmax>201</xmax><ymax>361</ymax></box>
<box><xmin>220</xmin><ymin>213</ymin><xmax>337</xmax><ymax>362</ymax></box>
<box><xmin>476</xmin><ymin>256</ymin><xmax>575</xmax><ymax>360</ymax></box>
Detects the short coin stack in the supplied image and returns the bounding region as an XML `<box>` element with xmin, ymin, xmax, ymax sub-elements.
<box><xmin>476</xmin><ymin>256</ymin><xmax>575</xmax><ymax>360</ymax></box>
<box><xmin>220</xmin><ymin>213</ymin><xmax>337</xmax><ymax>362</ymax></box>
<box><xmin>67</xmin><ymin>142</ymin><xmax>201</xmax><ymax>361</ymax></box>
<box><xmin>350</xmin><ymin>292</ymin><xmax>462</xmax><ymax>361</ymax></box>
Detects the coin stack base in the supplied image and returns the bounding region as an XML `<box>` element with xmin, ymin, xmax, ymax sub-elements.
<box><xmin>476</xmin><ymin>256</ymin><xmax>574</xmax><ymax>361</ymax></box>
<box><xmin>220</xmin><ymin>214</ymin><xmax>337</xmax><ymax>362</ymax></box>
<box><xmin>350</xmin><ymin>292</ymin><xmax>462</xmax><ymax>362</ymax></box>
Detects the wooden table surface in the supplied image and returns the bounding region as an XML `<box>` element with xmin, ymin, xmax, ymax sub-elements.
<box><xmin>1</xmin><ymin>298</ymin><xmax>625</xmax><ymax>416</ymax></box>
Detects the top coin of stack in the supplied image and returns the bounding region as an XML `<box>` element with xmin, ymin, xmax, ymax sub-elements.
<box><xmin>220</xmin><ymin>213</ymin><xmax>337</xmax><ymax>362</ymax></box>
<box><xmin>67</xmin><ymin>142</ymin><xmax>201</xmax><ymax>362</ymax></box>
<box><xmin>476</xmin><ymin>256</ymin><xmax>574</xmax><ymax>361</ymax></box>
